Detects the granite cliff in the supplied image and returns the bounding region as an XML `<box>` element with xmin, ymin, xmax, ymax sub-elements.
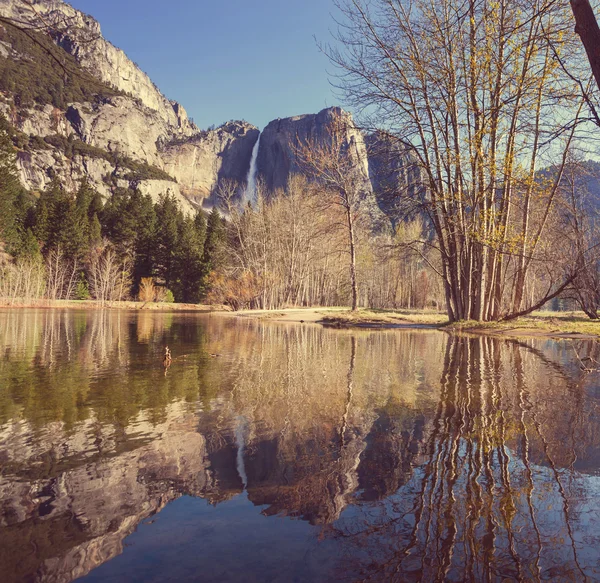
<box><xmin>0</xmin><ymin>0</ymin><xmax>419</xmax><ymax>218</ymax></box>
<box><xmin>0</xmin><ymin>0</ymin><xmax>258</xmax><ymax>211</ymax></box>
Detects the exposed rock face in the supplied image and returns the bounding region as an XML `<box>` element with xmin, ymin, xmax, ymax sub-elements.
<box><xmin>0</xmin><ymin>1</ymin><xmax>419</xmax><ymax>219</ymax></box>
<box><xmin>0</xmin><ymin>0</ymin><xmax>258</xmax><ymax>211</ymax></box>
<box><xmin>0</xmin><ymin>0</ymin><xmax>191</xmax><ymax>131</ymax></box>
<box><xmin>66</xmin><ymin>98</ymin><xmax>170</xmax><ymax>167</ymax></box>
<box><xmin>161</xmin><ymin>122</ymin><xmax>259</xmax><ymax>204</ymax></box>
<box><xmin>257</xmin><ymin>107</ymin><xmax>370</xmax><ymax>193</ymax></box>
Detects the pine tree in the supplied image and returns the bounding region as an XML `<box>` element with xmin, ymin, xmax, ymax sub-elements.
<box><xmin>172</xmin><ymin>216</ymin><xmax>204</xmax><ymax>303</ymax></box>
<box><xmin>194</xmin><ymin>210</ymin><xmax>208</xmax><ymax>250</ymax></box>
<box><xmin>101</xmin><ymin>187</ymin><xmax>157</xmax><ymax>291</ymax></box>
<box><xmin>89</xmin><ymin>214</ymin><xmax>102</xmax><ymax>248</ymax></box>
<box><xmin>33</xmin><ymin>177</ymin><xmax>87</xmax><ymax>261</ymax></box>
<box><xmin>199</xmin><ymin>207</ymin><xmax>225</xmax><ymax>299</ymax></box>
<box><xmin>0</xmin><ymin>118</ymin><xmax>31</xmax><ymax>255</ymax></box>
<box><xmin>154</xmin><ymin>191</ymin><xmax>183</xmax><ymax>290</ymax></box>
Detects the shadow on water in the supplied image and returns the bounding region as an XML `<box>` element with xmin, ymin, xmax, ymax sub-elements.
<box><xmin>1</xmin><ymin>310</ymin><xmax>600</xmax><ymax>582</ymax></box>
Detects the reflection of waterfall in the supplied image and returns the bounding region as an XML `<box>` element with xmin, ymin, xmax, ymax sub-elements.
<box><xmin>243</xmin><ymin>132</ymin><xmax>261</xmax><ymax>206</ymax></box>
<box><xmin>235</xmin><ymin>416</ymin><xmax>248</xmax><ymax>489</ymax></box>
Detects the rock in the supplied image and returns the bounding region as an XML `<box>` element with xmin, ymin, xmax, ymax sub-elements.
<box><xmin>66</xmin><ymin>97</ymin><xmax>170</xmax><ymax>167</ymax></box>
<box><xmin>257</xmin><ymin>107</ymin><xmax>370</xmax><ymax>192</ymax></box>
<box><xmin>0</xmin><ymin>0</ymin><xmax>195</xmax><ymax>134</ymax></box>
<box><xmin>0</xmin><ymin>1</ymin><xmax>401</xmax><ymax>221</ymax></box>
<box><xmin>366</xmin><ymin>131</ymin><xmax>426</xmax><ymax>222</ymax></box>
<box><xmin>161</xmin><ymin>122</ymin><xmax>259</xmax><ymax>205</ymax></box>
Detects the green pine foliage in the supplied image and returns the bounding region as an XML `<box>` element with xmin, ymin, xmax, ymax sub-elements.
<box><xmin>0</xmin><ymin>21</ymin><xmax>224</xmax><ymax>304</ymax></box>
<box><xmin>0</xmin><ymin>121</ymin><xmax>35</xmax><ymax>257</ymax></box>
<box><xmin>0</xmin><ymin>23</ymin><xmax>121</xmax><ymax>109</ymax></box>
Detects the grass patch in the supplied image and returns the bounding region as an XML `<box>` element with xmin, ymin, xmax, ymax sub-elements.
<box><xmin>319</xmin><ymin>308</ymin><xmax>448</xmax><ymax>327</ymax></box>
<box><xmin>444</xmin><ymin>311</ymin><xmax>600</xmax><ymax>337</ymax></box>
<box><xmin>318</xmin><ymin>308</ymin><xmax>600</xmax><ymax>337</ymax></box>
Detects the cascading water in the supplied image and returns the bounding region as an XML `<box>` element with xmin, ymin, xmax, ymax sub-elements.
<box><xmin>243</xmin><ymin>132</ymin><xmax>261</xmax><ymax>206</ymax></box>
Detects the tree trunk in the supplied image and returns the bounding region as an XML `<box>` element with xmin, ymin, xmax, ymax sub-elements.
<box><xmin>570</xmin><ymin>1</ymin><xmax>600</xmax><ymax>92</ymax></box>
<box><xmin>347</xmin><ymin>208</ymin><xmax>358</xmax><ymax>312</ymax></box>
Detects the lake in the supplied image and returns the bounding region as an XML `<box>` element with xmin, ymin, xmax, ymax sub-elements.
<box><xmin>1</xmin><ymin>310</ymin><xmax>600</xmax><ymax>582</ymax></box>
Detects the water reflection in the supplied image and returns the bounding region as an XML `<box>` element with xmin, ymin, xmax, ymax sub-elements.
<box><xmin>1</xmin><ymin>310</ymin><xmax>600</xmax><ymax>582</ymax></box>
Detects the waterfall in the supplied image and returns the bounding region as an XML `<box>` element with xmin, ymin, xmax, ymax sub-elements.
<box><xmin>243</xmin><ymin>132</ymin><xmax>261</xmax><ymax>206</ymax></box>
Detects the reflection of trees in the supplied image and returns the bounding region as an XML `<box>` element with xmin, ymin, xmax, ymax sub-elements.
<box><xmin>328</xmin><ymin>334</ymin><xmax>600</xmax><ymax>582</ymax></box>
<box><xmin>0</xmin><ymin>310</ymin><xmax>208</xmax><ymax>427</ymax></box>
<box><xmin>199</xmin><ymin>323</ymin><xmax>445</xmax><ymax>525</ymax></box>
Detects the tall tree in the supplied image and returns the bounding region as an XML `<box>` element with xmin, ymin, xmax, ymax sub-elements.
<box><xmin>101</xmin><ymin>187</ymin><xmax>156</xmax><ymax>289</ymax></box>
<box><xmin>0</xmin><ymin>118</ymin><xmax>30</xmax><ymax>255</ymax></box>
<box><xmin>327</xmin><ymin>0</ymin><xmax>585</xmax><ymax>321</ymax></box>
<box><xmin>33</xmin><ymin>177</ymin><xmax>86</xmax><ymax>260</ymax></box>
<box><xmin>153</xmin><ymin>191</ymin><xmax>182</xmax><ymax>290</ymax></box>
<box><xmin>172</xmin><ymin>216</ymin><xmax>205</xmax><ymax>303</ymax></box>
<box><xmin>199</xmin><ymin>207</ymin><xmax>225</xmax><ymax>298</ymax></box>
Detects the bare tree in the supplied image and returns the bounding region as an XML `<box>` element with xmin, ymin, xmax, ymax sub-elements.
<box><xmin>326</xmin><ymin>0</ymin><xmax>586</xmax><ymax>321</ymax></box>
<box><xmin>88</xmin><ymin>241</ymin><xmax>131</xmax><ymax>305</ymax></box>
<box><xmin>296</xmin><ymin>113</ymin><xmax>373</xmax><ymax>311</ymax></box>
<box><xmin>45</xmin><ymin>246</ymin><xmax>78</xmax><ymax>301</ymax></box>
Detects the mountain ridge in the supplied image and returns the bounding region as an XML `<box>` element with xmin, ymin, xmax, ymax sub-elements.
<box><xmin>0</xmin><ymin>0</ymin><xmax>419</xmax><ymax>219</ymax></box>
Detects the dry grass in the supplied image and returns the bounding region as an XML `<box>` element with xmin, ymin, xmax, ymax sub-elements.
<box><xmin>318</xmin><ymin>308</ymin><xmax>600</xmax><ymax>337</ymax></box>
<box><xmin>446</xmin><ymin>311</ymin><xmax>600</xmax><ymax>338</ymax></box>
<box><xmin>319</xmin><ymin>308</ymin><xmax>448</xmax><ymax>327</ymax></box>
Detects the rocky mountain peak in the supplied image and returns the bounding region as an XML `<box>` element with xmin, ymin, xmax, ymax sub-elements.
<box><xmin>257</xmin><ymin>106</ymin><xmax>370</xmax><ymax>193</ymax></box>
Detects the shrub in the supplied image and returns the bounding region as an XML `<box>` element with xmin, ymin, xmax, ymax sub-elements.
<box><xmin>138</xmin><ymin>277</ymin><xmax>156</xmax><ymax>302</ymax></box>
<box><xmin>153</xmin><ymin>286</ymin><xmax>175</xmax><ymax>303</ymax></box>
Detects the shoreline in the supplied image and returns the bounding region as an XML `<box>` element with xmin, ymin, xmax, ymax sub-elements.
<box><xmin>2</xmin><ymin>302</ymin><xmax>600</xmax><ymax>340</ymax></box>
<box><xmin>0</xmin><ymin>299</ymin><xmax>229</xmax><ymax>312</ymax></box>
<box><xmin>229</xmin><ymin>307</ymin><xmax>600</xmax><ymax>340</ymax></box>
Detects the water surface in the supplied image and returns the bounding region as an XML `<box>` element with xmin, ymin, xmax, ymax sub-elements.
<box><xmin>1</xmin><ymin>310</ymin><xmax>600</xmax><ymax>582</ymax></box>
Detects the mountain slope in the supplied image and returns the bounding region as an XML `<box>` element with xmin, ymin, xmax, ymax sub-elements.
<box><xmin>0</xmin><ymin>0</ymin><xmax>258</xmax><ymax>209</ymax></box>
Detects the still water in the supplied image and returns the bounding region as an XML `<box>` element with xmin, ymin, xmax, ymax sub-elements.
<box><xmin>1</xmin><ymin>310</ymin><xmax>600</xmax><ymax>582</ymax></box>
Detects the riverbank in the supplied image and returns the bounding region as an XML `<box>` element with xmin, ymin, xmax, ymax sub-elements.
<box><xmin>230</xmin><ymin>307</ymin><xmax>446</xmax><ymax>327</ymax></box>
<box><xmin>3</xmin><ymin>302</ymin><xmax>599</xmax><ymax>339</ymax></box>
<box><xmin>0</xmin><ymin>299</ymin><xmax>229</xmax><ymax>311</ymax></box>
<box><xmin>316</xmin><ymin>308</ymin><xmax>600</xmax><ymax>339</ymax></box>
<box><xmin>232</xmin><ymin>307</ymin><xmax>600</xmax><ymax>339</ymax></box>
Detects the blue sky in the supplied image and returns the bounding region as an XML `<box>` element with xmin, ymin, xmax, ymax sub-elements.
<box><xmin>68</xmin><ymin>0</ymin><xmax>342</xmax><ymax>130</ymax></box>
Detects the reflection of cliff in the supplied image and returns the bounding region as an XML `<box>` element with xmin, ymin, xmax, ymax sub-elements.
<box><xmin>2</xmin><ymin>313</ymin><xmax>600</xmax><ymax>582</ymax></box>
<box><xmin>0</xmin><ymin>403</ymin><xmax>211</xmax><ymax>583</ymax></box>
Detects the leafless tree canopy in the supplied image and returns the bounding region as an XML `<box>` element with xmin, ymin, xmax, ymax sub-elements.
<box><xmin>323</xmin><ymin>0</ymin><xmax>593</xmax><ymax>321</ymax></box>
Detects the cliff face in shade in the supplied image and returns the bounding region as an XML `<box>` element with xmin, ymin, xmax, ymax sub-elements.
<box><xmin>365</xmin><ymin>131</ymin><xmax>427</xmax><ymax>223</ymax></box>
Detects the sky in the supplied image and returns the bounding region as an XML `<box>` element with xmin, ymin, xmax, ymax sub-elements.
<box><xmin>68</xmin><ymin>0</ymin><xmax>343</xmax><ymax>130</ymax></box>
